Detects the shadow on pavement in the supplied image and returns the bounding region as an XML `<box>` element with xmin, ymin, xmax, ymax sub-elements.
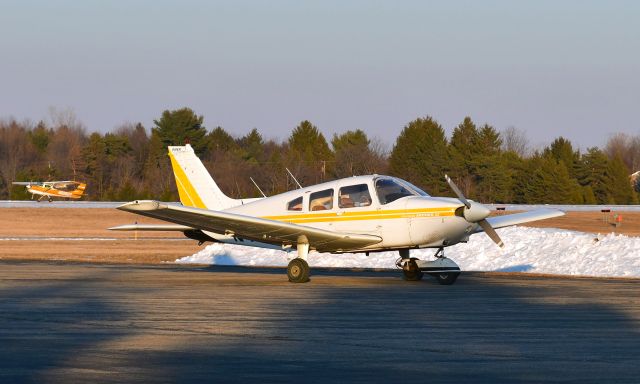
<box><xmin>1</xmin><ymin>262</ymin><xmax>639</xmax><ymax>383</ymax></box>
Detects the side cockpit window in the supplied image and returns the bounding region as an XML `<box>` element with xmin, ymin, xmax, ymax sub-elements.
<box><xmin>287</xmin><ymin>196</ymin><xmax>303</xmax><ymax>211</ymax></box>
<box><xmin>375</xmin><ymin>178</ymin><xmax>414</xmax><ymax>204</ymax></box>
<box><xmin>339</xmin><ymin>184</ymin><xmax>372</xmax><ymax>208</ymax></box>
<box><xmin>309</xmin><ymin>189</ymin><xmax>334</xmax><ymax>211</ymax></box>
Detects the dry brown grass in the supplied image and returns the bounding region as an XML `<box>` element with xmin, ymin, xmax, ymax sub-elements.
<box><xmin>507</xmin><ymin>210</ymin><xmax>640</xmax><ymax>236</ymax></box>
<box><xmin>1</xmin><ymin>207</ymin><xmax>638</xmax><ymax>264</ymax></box>
<box><xmin>0</xmin><ymin>208</ymin><xmax>199</xmax><ymax>263</ymax></box>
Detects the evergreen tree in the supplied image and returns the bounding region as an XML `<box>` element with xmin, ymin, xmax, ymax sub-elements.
<box><xmin>28</xmin><ymin>121</ymin><xmax>50</xmax><ymax>155</ymax></box>
<box><xmin>288</xmin><ymin>120</ymin><xmax>333</xmax><ymax>162</ymax></box>
<box><xmin>576</xmin><ymin>148</ymin><xmax>611</xmax><ymax>204</ymax></box>
<box><xmin>152</xmin><ymin>107</ymin><xmax>207</xmax><ymax>155</ymax></box>
<box><xmin>477</xmin><ymin>124</ymin><xmax>503</xmax><ymax>155</ymax></box>
<box><xmin>474</xmin><ymin>124</ymin><xmax>505</xmax><ymax>202</ymax></box>
<box><xmin>607</xmin><ymin>155</ymin><xmax>638</xmax><ymax>204</ymax></box>
<box><xmin>581</xmin><ymin>185</ymin><xmax>597</xmax><ymax>204</ymax></box>
<box><xmin>389</xmin><ymin>116</ymin><xmax>449</xmax><ymax>195</ymax></box>
<box><xmin>449</xmin><ymin>117</ymin><xmax>479</xmax><ymax>196</ymax></box>
<box><xmin>238</xmin><ymin>128</ymin><xmax>264</xmax><ymax>163</ymax></box>
<box><xmin>331</xmin><ymin>129</ymin><xmax>385</xmax><ymax>177</ymax></box>
<box><xmin>287</xmin><ymin>120</ymin><xmax>333</xmax><ymax>184</ymax></box>
<box><xmin>82</xmin><ymin>133</ymin><xmax>107</xmax><ymax>198</ymax></box>
<box><xmin>544</xmin><ymin>137</ymin><xmax>579</xmax><ymax>177</ymax></box>
<box><xmin>207</xmin><ymin>126</ymin><xmax>237</xmax><ymax>153</ymax></box>
<box><xmin>519</xmin><ymin>155</ymin><xmax>578</xmax><ymax>203</ymax></box>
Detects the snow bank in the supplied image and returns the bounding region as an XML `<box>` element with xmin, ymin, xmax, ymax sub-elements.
<box><xmin>176</xmin><ymin>227</ymin><xmax>640</xmax><ymax>278</ymax></box>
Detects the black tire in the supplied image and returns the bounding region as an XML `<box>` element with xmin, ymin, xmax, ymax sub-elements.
<box><xmin>435</xmin><ymin>272</ymin><xmax>459</xmax><ymax>285</ymax></box>
<box><xmin>287</xmin><ymin>258</ymin><xmax>310</xmax><ymax>283</ymax></box>
<box><xmin>402</xmin><ymin>259</ymin><xmax>423</xmax><ymax>281</ymax></box>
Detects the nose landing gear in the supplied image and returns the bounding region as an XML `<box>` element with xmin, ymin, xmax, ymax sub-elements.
<box><xmin>397</xmin><ymin>248</ymin><xmax>461</xmax><ymax>285</ymax></box>
<box><xmin>396</xmin><ymin>249</ymin><xmax>423</xmax><ymax>281</ymax></box>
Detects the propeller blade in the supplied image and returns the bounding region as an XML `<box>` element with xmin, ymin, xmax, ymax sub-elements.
<box><xmin>478</xmin><ymin>219</ymin><xmax>504</xmax><ymax>248</ymax></box>
<box><xmin>444</xmin><ymin>174</ymin><xmax>471</xmax><ymax>208</ymax></box>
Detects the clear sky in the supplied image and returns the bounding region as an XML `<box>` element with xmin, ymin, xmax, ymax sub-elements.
<box><xmin>1</xmin><ymin>0</ymin><xmax>638</xmax><ymax>150</ymax></box>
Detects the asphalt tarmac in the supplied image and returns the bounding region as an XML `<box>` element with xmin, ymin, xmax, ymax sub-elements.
<box><xmin>1</xmin><ymin>261</ymin><xmax>639</xmax><ymax>383</ymax></box>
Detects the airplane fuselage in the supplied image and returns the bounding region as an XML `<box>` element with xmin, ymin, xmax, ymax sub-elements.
<box><xmin>209</xmin><ymin>175</ymin><xmax>476</xmax><ymax>253</ymax></box>
<box><xmin>27</xmin><ymin>185</ymin><xmax>84</xmax><ymax>199</ymax></box>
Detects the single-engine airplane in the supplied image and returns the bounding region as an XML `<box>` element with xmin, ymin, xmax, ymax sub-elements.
<box><xmin>111</xmin><ymin>144</ymin><xmax>564</xmax><ymax>284</ymax></box>
<box><xmin>12</xmin><ymin>180</ymin><xmax>87</xmax><ymax>202</ymax></box>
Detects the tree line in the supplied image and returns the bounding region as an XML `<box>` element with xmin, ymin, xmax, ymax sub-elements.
<box><xmin>1</xmin><ymin>108</ymin><xmax>638</xmax><ymax>204</ymax></box>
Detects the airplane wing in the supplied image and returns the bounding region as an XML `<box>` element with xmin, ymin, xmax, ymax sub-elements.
<box><xmin>117</xmin><ymin>200</ymin><xmax>382</xmax><ymax>252</ymax></box>
<box><xmin>12</xmin><ymin>182</ymin><xmax>36</xmax><ymax>185</ymax></box>
<box><xmin>476</xmin><ymin>209</ymin><xmax>565</xmax><ymax>232</ymax></box>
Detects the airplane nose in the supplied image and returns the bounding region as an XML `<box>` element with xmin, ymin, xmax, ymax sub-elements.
<box><xmin>463</xmin><ymin>202</ymin><xmax>491</xmax><ymax>223</ymax></box>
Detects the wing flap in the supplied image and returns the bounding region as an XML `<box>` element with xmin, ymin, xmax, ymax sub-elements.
<box><xmin>109</xmin><ymin>224</ymin><xmax>193</xmax><ymax>231</ymax></box>
<box><xmin>117</xmin><ymin>200</ymin><xmax>382</xmax><ymax>252</ymax></box>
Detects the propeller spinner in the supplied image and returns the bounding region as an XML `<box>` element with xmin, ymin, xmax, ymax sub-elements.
<box><xmin>445</xmin><ymin>174</ymin><xmax>504</xmax><ymax>248</ymax></box>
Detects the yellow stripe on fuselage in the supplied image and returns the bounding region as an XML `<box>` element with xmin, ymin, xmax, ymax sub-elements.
<box><xmin>168</xmin><ymin>150</ymin><xmax>207</xmax><ymax>209</ymax></box>
<box><xmin>262</xmin><ymin>207</ymin><xmax>456</xmax><ymax>224</ymax></box>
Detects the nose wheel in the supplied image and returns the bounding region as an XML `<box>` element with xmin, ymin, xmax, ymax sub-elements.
<box><xmin>397</xmin><ymin>249</ymin><xmax>423</xmax><ymax>281</ymax></box>
<box><xmin>402</xmin><ymin>259</ymin><xmax>423</xmax><ymax>281</ymax></box>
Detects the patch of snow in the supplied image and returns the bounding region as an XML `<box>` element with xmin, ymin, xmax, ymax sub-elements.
<box><xmin>176</xmin><ymin>226</ymin><xmax>640</xmax><ymax>278</ymax></box>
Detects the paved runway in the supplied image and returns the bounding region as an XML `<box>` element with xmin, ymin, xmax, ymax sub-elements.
<box><xmin>1</xmin><ymin>261</ymin><xmax>639</xmax><ymax>383</ymax></box>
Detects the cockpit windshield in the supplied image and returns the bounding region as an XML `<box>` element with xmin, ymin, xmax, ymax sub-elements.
<box><xmin>374</xmin><ymin>177</ymin><xmax>430</xmax><ymax>205</ymax></box>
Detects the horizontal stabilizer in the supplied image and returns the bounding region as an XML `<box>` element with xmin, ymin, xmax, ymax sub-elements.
<box><xmin>108</xmin><ymin>224</ymin><xmax>193</xmax><ymax>231</ymax></box>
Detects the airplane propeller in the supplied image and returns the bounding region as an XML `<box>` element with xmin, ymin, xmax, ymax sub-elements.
<box><xmin>445</xmin><ymin>174</ymin><xmax>504</xmax><ymax>248</ymax></box>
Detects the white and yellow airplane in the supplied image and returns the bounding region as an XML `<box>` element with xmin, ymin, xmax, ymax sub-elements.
<box><xmin>12</xmin><ymin>180</ymin><xmax>86</xmax><ymax>202</ymax></box>
<box><xmin>111</xmin><ymin>144</ymin><xmax>564</xmax><ymax>284</ymax></box>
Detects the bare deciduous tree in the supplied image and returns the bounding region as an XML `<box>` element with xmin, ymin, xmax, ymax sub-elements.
<box><xmin>501</xmin><ymin>126</ymin><xmax>529</xmax><ymax>157</ymax></box>
<box><xmin>605</xmin><ymin>133</ymin><xmax>640</xmax><ymax>173</ymax></box>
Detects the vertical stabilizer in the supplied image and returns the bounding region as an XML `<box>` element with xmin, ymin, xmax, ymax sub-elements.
<box><xmin>72</xmin><ymin>183</ymin><xmax>86</xmax><ymax>198</ymax></box>
<box><xmin>168</xmin><ymin>145</ymin><xmax>239</xmax><ymax>210</ymax></box>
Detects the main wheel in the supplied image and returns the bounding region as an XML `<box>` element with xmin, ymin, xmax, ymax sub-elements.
<box><xmin>402</xmin><ymin>259</ymin><xmax>423</xmax><ymax>281</ymax></box>
<box><xmin>287</xmin><ymin>258</ymin><xmax>310</xmax><ymax>283</ymax></box>
<box><xmin>435</xmin><ymin>272</ymin><xmax>459</xmax><ymax>285</ymax></box>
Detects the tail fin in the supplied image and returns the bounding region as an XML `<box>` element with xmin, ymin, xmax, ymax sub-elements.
<box><xmin>168</xmin><ymin>145</ymin><xmax>239</xmax><ymax>210</ymax></box>
<box><xmin>72</xmin><ymin>183</ymin><xmax>86</xmax><ymax>198</ymax></box>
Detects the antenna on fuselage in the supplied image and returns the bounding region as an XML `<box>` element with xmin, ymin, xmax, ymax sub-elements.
<box><xmin>285</xmin><ymin>168</ymin><xmax>303</xmax><ymax>189</ymax></box>
<box><xmin>249</xmin><ymin>177</ymin><xmax>267</xmax><ymax>198</ymax></box>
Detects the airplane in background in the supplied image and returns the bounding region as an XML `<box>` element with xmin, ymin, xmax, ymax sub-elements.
<box><xmin>110</xmin><ymin>144</ymin><xmax>564</xmax><ymax>284</ymax></box>
<box><xmin>12</xmin><ymin>180</ymin><xmax>87</xmax><ymax>202</ymax></box>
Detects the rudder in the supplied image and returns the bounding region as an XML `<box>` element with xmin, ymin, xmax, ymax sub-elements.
<box><xmin>168</xmin><ymin>145</ymin><xmax>239</xmax><ymax>210</ymax></box>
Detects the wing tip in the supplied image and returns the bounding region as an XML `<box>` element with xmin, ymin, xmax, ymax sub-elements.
<box><xmin>117</xmin><ymin>200</ymin><xmax>163</xmax><ymax>211</ymax></box>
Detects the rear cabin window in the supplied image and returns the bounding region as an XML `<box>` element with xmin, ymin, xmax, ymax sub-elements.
<box><xmin>338</xmin><ymin>184</ymin><xmax>372</xmax><ymax>208</ymax></box>
<box><xmin>309</xmin><ymin>189</ymin><xmax>334</xmax><ymax>211</ymax></box>
<box><xmin>287</xmin><ymin>196</ymin><xmax>303</xmax><ymax>211</ymax></box>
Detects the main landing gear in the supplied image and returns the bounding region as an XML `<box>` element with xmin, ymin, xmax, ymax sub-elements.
<box><xmin>287</xmin><ymin>237</ymin><xmax>310</xmax><ymax>283</ymax></box>
<box><xmin>397</xmin><ymin>248</ymin><xmax>461</xmax><ymax>285</ymax></box>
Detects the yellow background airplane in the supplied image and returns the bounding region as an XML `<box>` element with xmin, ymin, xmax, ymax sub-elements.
<box><xmin>12</xmin><ymin>180</ymin><xmax>86</xmax><ymax>202</ymax></box>
<box><xmin>111</xmin><ymin>144</ymin><xmax>564</xmax><ymax>284</ymax></box>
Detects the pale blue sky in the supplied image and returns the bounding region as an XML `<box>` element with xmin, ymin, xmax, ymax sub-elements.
<box><xmin>1</xmin><ymin>0</ymin><xmax>638</xmax><ymax>150</ymax></box>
